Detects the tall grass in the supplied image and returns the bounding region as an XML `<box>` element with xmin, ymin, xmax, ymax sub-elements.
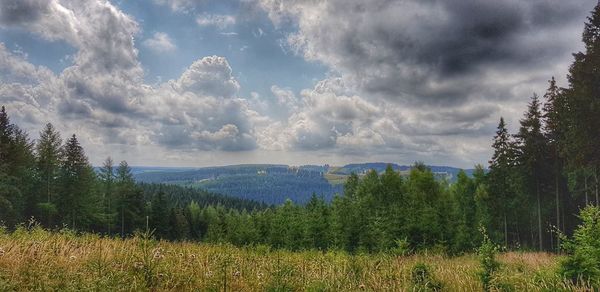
<box><xmin>0</xmin><ymin>226</ymin><xmax>591</xmax><ymax>291</ymax></box>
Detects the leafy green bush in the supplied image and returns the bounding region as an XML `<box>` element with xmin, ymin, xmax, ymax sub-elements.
<box><xmin>478</xmin><ymin>227</ymin><xmax>500</xmax><ymax>291</ymax></box>
<box><xmin>390</xmin><ymin>238</ymin><xmax>412</xmax><ymax>256</ymax></box>
<box><xmin>559</xmin><ymin>206</ymin><xmax>600</xmax><ymax>287</ymax></box>
<box><xmin>410</xmin><ymin>262</ymin><xmax>442</xmax><ymax>291</ymax></box>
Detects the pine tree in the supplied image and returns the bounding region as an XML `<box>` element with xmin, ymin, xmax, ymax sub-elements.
<box><xmin>58</xmin><ymin>134</ymin><xmax>97</xmax><ymax>229</ymax></box>
<box><xmin>542</xmin><ymin>77</ymin><xmax>568</xmax><ymax>250</ymax></box>
<box><xmin>488</xmin><ymin>117</ymin><xmax>517</xmax><ymax>247</ymax></box>
<box><xmin>35</xmin><ymin>123</ymin><xmax>62</xmax><ymax>226</ymax></box>
<box><xmin>0</xmin><ymin>107</ymin><xmax>20</xmax><ymax>225</ymax></box>
<box><xmin>305</xmin><ymin>194</ymin><xmax>330</xmax><ymax>250</ymax></box>
<box><xmin>451</xmin><ymin>170</ymin><xmax>477</xmax><ymax>253</ymax></box>
<box><xmin>563</xmin><ymin>4</ymin><xmax>600</xmax><ymax>173</ymax></box>
<box><xmin>116</xmin><ymin>160</ymin><xmax>143</xmax><ymax>236</ymax></box>
<box><xmin>516</xmin><ymin>94</ymin><xmax>549</xmax><ymax>250</ymax></box>
<box><xmin>150</xmin><ymin>191</ymin><xmax>171</xmax><ymax>239</ymax></box>
<box><xmin>0</xmin><ymin>106</ymin><xmax>12</xmax><ymax>171</ymax></box>
<box><xmin>99</xmin><ymin>157</ymin><xmax>115</xmax><ymax>234</ymax></box>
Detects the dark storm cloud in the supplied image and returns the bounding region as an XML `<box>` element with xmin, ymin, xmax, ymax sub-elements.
<box><xmin>262</xmin><ymin>0</ymin><xmax>596</xmax><ymax>103</ymax></box>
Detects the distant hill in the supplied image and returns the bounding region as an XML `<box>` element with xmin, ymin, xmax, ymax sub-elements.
<box><xmin>132</xmin><ymin>163</ymin><xmax>477</xmax><ymax>205</ymax></box>
<box><xmin>134</xmin><ymin>164</ymin><xmax>341</xmax><ymax>205</ymax></box>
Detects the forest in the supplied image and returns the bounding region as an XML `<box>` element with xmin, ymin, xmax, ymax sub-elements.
<box><xmin>1</xmin><ymin>3</ymin><xmax>600</xmax><ymax>290</ymax></box>
<box><xmin>135</xmin><ymin>164</ymin><xmax>343</xmax><ymax>205</ymax></box>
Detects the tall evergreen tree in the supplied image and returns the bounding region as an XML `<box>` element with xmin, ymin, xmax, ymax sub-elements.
<box><xmin>99</xmin><ymin>157</ymin><xmax>115</xmax><ymax>234</ymax></box>
<box><xmin>516</xmin><ymin>94</ymin><xmax>549</xmax><ymax>250</ymax></box>
<box><xmin>58</xmin><ymin>134</ymin><xmax>98</xmax><ymax>229</ymax></box>
<box><xmin>116</xmin><ymin>160</ymin><xmax>143</xmax><ymax>237</ymax></box>
<box><xmin>542</xmin><ymin>77</ymin><xmax>568</xmax><ymax>250</ymax></box>
<box><xmin>35</xmin><ymin>123</ymin><xmax>62</xmax><ymax>226</ymax></box>
<box><xmin>149</xmin><ymin>191</ymin><xmax>171</xmax><ymax>238</ymax></box>
<box><xmin>488</xmin><ymin>117</ymin><xmax>514</xmax><ymax>247</ymax></box>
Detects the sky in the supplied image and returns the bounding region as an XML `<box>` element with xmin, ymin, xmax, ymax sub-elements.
<box><xmin>0</xmin><ymin>0</ymin><xmax>597</xmax><ymax>168</ymax></box>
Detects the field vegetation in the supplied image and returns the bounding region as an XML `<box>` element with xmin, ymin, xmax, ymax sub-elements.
<box><xmin>0</xmin><ymin>225</ymin><xmax>592</xmax><ymax>291</ymax></box>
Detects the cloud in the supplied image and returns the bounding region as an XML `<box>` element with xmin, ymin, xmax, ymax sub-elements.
<box><xmin>0</xmin><ymin>0</ymin><xmax>263</xmax><ymax>162</ymax></box>
<box><xmin>153</xmin><ymin>0</ymin><xmax>203</xmax><ymax>13</ymax></box>
<box><xmin>1</xmin><ymin>0</ymin><xmax>596</xmax><ymax>168</ymax></box>
<box><xmin>249</xmin><ymin>0</ymin><xmax>597</xmax><ymax>166</ymax></box>
<box><xmin>176</xmin><ymin>56</ymin><xmax>240</xmax><ymax>97</ymax></box>
<box><xmin>258</xmin><ymin>0</ymin><xmax>593</xmax><ymax>104</ymax></box>
<box><xmin>196</xmin><ymin>14</ymin><xmax>236</xmax><ymax>29</ymax></box>
<box><xmin>143</xmin><ymin>32</ymin><xmax>176</xmax><ymax>53</ymax></box>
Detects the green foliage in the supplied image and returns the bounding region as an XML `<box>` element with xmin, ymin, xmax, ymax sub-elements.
<box><xmin>410</xmin><ymin>262</ymin><xmax>442</xmax><ymax>291</ymax></box>
<box><xmin>478</xmin><ymin>227</ymin><xmax>500</xmax><ymax>291</ymax></box>
<box><xmin>559</xmin><ymin>206</ymin><xmax>600</xmax><ymax>287</ymax></box>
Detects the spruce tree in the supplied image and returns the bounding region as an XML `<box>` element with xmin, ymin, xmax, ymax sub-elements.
<box><xmin>58</xmin><ymin>134</ymin><xmax>97</xmax><ymax>229</ymax></box>
<box><xmin>488</xmin><ymin>117</ymin><xmax>513</xmax><ymax>247</ymax></box>
<box><xmin>150</xmin><ymin>191</ymin><xmax>171</xmax><ymax>238</ymax></box>
<box><xmin>516</xmin><ymin>94</ymin><xmax>549</xmax><ymax>250</ymax></box>
<box><xmin>542</xmin><ymin>77</ymin><xmax>567</xmax><ymax>250</ymax></box>
<box><xmin>116</xmin><ymin>160</ymin><xmax>143</xmax><ymax>236</ymax></box>
<box><xmin>99</xmin><ymin>157</ymin><xmax>115</xmax><ymax>234</ymax></box>
<box><xmin>35</xmin><ymin>123</ymin><xmax>62</xmax><ymax>226</ymax></box>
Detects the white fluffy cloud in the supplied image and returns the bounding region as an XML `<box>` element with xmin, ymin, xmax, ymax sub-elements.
<box><xmin>0</xmin><ymin>0</ymin><xmax>263</xmax><ymax>164</ymax></box>
<box><xmin>176</xmin><ymin>56</ymin><xmax>240</xmax><ymax>98</ymax></box>
<box><xmin>143</xmin><ymin>32</ymin><xmax>176</xmax><ymax>53</ymax></box>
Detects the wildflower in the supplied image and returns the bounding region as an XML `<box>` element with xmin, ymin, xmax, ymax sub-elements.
<box><xmin>153</xmin><ymin>248</ymin><xmax>165</xmax><ymax>260</ymax></box>
<box><xmin>359</xmin><ymin>284</ymin><xmax>366</xmax><ymax>290</ymax></box>
<box><xmin>133</xmin><ymin>261</ymin><xmax>144</xmax><ymax>269</ymax></box>
<box><xmin>233</xmin><ymin>270</ymin><xmax>241</xmax><ymax>277</ymax></box>
<box><xmin>69</xmin><ymin>255</ymin><xmax>77</xmax><ymax>261</ymax></box>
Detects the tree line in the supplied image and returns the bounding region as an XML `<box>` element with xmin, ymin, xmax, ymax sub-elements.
<box><xmin>484</xmin><ymin>4</ymin><xmax>600</xmax><ymax>252</ymax></box>
<box><xmin>0</xmin><ymin>110</ymin><xmax>265</xmax><ymax>237</ymax></box>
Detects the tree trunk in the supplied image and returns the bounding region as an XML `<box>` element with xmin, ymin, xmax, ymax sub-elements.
<box><xmin>585</xmin><ymin>174</ymin><xmax>589</xmax><ymax>206</ymax></box>
<box><xmin>555</xmin><ymin>169</ymin><xmax>560</xmax><ymax>251</ymax></box>
<box><xmin>504</xmin><ymin>214</ymin><xmax>508</xmax><ymax>248</ymax></box>
<box><xmin>595</xmin><ymin>169</ymin><xmax>598</xmax><ymax>206</ymax></box>
<box><xmin>108</xmin><ymin>194</ymin><xmax>111</xmax><ymax>235</ymax></box>
<box><xmin>537</xmin><ymin>180</ymin><xmax>543</xmax><ymax>251</ymax></box>
<box><xmin>121</xmin><ymin>205</ymin><xmax>125</xmax><ymax>238</ymax></box>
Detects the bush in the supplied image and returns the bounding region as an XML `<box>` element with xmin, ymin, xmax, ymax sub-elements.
<box><xmin>559</xmin><ymin>206</ymin><xmax>600</xmax><ymax>287</ymax></box>
<box><xmin>478</xmin><ymin>227</ymin><xmax>500</xmax><ymax>291</ymax></box>
<box><xmin>390</xmin><ymin>238</ymin><xmax>412</xmax><ymax>256</ymax></box>
<box><xmin>410</xmin><ymin>262</ymin><xmax>442</xmax><ymax>291</ymax></box>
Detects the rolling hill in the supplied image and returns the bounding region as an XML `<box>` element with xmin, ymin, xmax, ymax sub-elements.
<box><xmin>132</xmin><ymin>163</ymin><xmax>476</xmax><ymax>205</ymax></box>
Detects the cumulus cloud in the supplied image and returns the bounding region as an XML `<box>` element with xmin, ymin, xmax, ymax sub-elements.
<box><xmin>143</xmin><ymin>32</ymin><xmax>176</xmax><ymax>53</ymax></box>
<box><xmin>176</xmin><ymin>56</ymin><xmax>240</xmax><ymax>97</ymax></box>
<box><xmin>0</xmin><ymin>0</ymin><xmax>263</xmax><ymax>164</ymax></box>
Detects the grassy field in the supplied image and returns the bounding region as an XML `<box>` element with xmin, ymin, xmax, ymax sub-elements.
<box><xmin>0</xmin><ymin>227</ymin><xmax>590</xmax><ymax>291</ymax></box>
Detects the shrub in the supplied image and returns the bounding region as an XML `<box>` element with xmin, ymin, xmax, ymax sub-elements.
<box><xmin>559</xmin><ymin>206</ymin><xmax>600</xmax><ymax>287</ymax></box>
<box><xmin>410</xmin><ymin>262</ymin><xmax>442</xmax><ymax>291</ymax></box>
<box><xmin>390</xmin><ymin>238</ymin><xmax>412</xmax><ymax>256</ymax></box>
<box><xmin>478</xmin><ymin>227</ymin><xmax>500</xmax><ymax>291</ymax></box>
